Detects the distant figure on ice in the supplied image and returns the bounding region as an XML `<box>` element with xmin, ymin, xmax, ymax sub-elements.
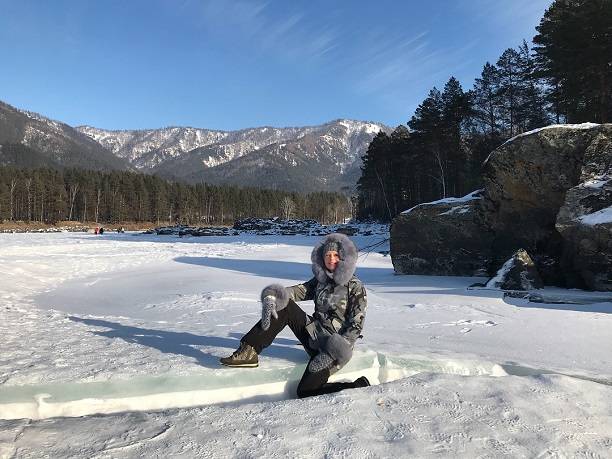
<box><xmin>220</xmin><ymin>233</ymin><xmax>370</xmax><ymax>398</ymax></box>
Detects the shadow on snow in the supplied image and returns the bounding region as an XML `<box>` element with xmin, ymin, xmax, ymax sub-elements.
<box><xmin>69</xmin><ymin>316</ymin><xmax>309</xmax><ymax>369</ymax></box>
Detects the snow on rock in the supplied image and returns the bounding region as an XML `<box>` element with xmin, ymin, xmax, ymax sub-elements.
<box><xmin>501</xmin><ymin>122</ymin><xmax>600</xmax><ymax>147</ymax></box>
<box><xmin>578</xmin><ymin>205</ymin><xmax>612</xmax><ymax>226</ymax></box>
<box><xmin>485</xmin><ymin>249</ymin><xmax>543</xmax><ymax>290</ymax></box>
<box><xmin>0</xmin><ymin>225</ymin><xmax>90</xmax><ymax>234</ymax></box>
<box><xmin>401</xmin><ymin>189</ymin><xmax>483</xmax><ymax>215</ymax></box>
<box><xmin>580</xmin><ymin>176</ymin><xmax>609</xmax><ymax>189</ymax></box>
<box><xmin>148</xmin><ymin>219</ymin><xmax>390</xmax><ymax>237</ymax></box>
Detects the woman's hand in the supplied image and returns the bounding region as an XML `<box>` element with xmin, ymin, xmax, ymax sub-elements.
<box><xmin>308</xmin><ymin>352</ymin><xmax>335</xmax><ymax>373</ymax></box>
<box><xmin>261</xmin><ymin>295</ymin><xmax>278</xmax><ymax>330</ymax></box>
<box><xmin>259</xmin><ymin>284</ymin><xmax>289</xmax><ymax>330</ymax></box>
<box><xmin>307</xmin><ymin>334</ymin><xmax>353</xmax><ymax>372</ymax></box>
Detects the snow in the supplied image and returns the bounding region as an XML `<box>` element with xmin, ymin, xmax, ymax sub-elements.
<box><xmin>501</xmin><ymin>123</ymin><xmax>600</xmax><ymax>146</ymax></box>
<box><xmin>402</xmin><ymin>189</ymin><xmax>483</xmax><ymax>215</ymax></box>
<box><xmin>483</xmin><ymin>123</ymin><xmax>601</xmax><ymax>166</ymax></box>
<box><xmin>338</xmin><ymin>119</ymin><xmax>383</xmax><ymax>136</ymax></box>
<box><xmin>77</xmin><ymin>120</ymin><xmax>387</xmax><ymax>173</ymax></box>
<box><xmin>438</xmin><ymin>204</ymin><xmax>472</xmax><ymax>216</ymax></box>
<box><xmin>580</xmin><ymin>176</ymin><xmax>610</xmax><ymax>189</ymax></box>
<box><xmin>0</xmin><ymin>232</ymin><xmax>611</xmax><ymax>457</ymax></box>
<box><xmin>578</xmin><ymin>205</ymin><xmax>612</xmax><ymax>225</ymax></box>
<box><xmin>485</xmin><ymin>256</ymin><xmax>515</xmax><ymax>289</ymax></box>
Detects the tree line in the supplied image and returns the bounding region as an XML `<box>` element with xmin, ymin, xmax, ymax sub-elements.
<box><xmin>0</xmin><ymin>166</ymin><xmax>352</xmax><ymax>225</ymax></box>
<box><xmin>357</xmin><ymin>0</ymin><xmax>612</xmax><ymax>221</ymax></box>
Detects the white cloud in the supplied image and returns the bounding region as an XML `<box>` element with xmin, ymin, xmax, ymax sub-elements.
<box><xmin>180</xmin><ymin>0</ymin><xmax>339</xmax><ymax>63</ymax></box>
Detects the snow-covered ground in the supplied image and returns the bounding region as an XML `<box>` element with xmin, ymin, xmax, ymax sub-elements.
<box><xmin>0</xmin><ymin>232</ymin><xmax>611</xmax><ymax>457</ymax></box>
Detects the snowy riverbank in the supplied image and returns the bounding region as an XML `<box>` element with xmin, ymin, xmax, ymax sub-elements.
<box><xmin>0</xmin><ymin>232</ymin><xmax>611</xmax><ymax>457</ymax></box>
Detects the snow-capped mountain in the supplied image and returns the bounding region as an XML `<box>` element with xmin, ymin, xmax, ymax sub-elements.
<box><xmin>0</xmin><ymin>98</ymin><xmax>389</xmax><ymax>192</ymax></box>
<box><xmin>77</xmin><ymin>120</ymin><xmax>390</xmax><ymax>192</ymax></box>
<box><xmin>0</xmin><ymin>101</ymin><xmax>131</xmax><ymax>171</ymax></box>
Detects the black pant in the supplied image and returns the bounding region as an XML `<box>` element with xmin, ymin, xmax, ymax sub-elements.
<box><xmin>242</xmin><ymin>300</ymin><xmax>358</xmax><ymax>398</ymax></box>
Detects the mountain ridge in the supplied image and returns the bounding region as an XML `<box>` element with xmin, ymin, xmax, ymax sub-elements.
<box><xmin>0</xmin><ymin>101</ymin><xmax>132</xmax><ymax>171</ymax></box>
<box><xmin>77</xmin><ymin>118</ymin><xmax>390</xmax><ymax>192</ymax></box>
<box><xmin>0</xmin><ymin>99</ymin><xmax>390</xmax><ymax>192</ymax></box>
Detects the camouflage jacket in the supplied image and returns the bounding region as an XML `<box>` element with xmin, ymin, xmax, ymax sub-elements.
<box><xmin>285</xmin><ymin>276</ymin><xmax>367</xmax><ymax>346</ymax></box>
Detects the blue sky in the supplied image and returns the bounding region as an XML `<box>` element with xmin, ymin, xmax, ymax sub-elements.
<box><xmin>0</xmin><ymin>0</ymin><xmax>552</xmax><ymax>131</ymax></box>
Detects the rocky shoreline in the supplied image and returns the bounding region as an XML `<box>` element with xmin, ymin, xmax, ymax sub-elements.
<box><xmin>391</xmin><ymin>123</ymin><xmax>612</xmax><ymax>291</ymax></box>
<box><xmin>145</xmin><ymin>218</ymin><xmax>389</xmax><ymax>237</ymax></box>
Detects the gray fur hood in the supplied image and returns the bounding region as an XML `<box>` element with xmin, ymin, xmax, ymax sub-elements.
<box><xmin>311</xmin><ymin>233</ymin><xmax>358</xmax><ymax>285</ymax></box>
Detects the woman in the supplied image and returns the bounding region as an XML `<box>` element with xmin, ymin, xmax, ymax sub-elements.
<box><xmin>220</xmin><ymin>233</ymin><xmax>370</xmax><ymax>398</ymax></box>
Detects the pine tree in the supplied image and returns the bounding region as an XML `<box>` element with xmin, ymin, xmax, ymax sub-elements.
<box><xmin>533</xmin><ymin>0</ymin><xmax>612</xmax><ymax>123</ymax></box>
<box><xmin>471</xmin><ymin>62</ymin><xmax>502</xmax><ymax>135</ymax></box>
<box><xmin>517</xmin><ymin>40</ymin><xmax>550</xmax><ymax>131</ymax></box>
<box><xmin>496</xmin><ymin>48</ymin><xmax>522</xmax><ymax>136</ymax></box>
<box><xmin>357</xmin><ymin>131</ymin><xmax>393</xmax><ymax>220</ymax></box>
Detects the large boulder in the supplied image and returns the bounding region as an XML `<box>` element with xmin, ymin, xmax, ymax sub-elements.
<box><xmin>555</xmin><ymin>126</ymin><xmax>612</xmax><ymax>290</ymax></box>
<box><xmin>481</xmin><ymin>125</ymin><xmax>602</xmax><ymax>278</ymax></box>
<box><xmin>557</xmin><ymin>176</ymin><xmax>612</xmax><ymax>290</ymax></box>
<box><xmin>390</xmin><ymin>190</ymin><xmax>493</xmax><ymax>276</ymax></box>
<box><xmin>391</xmin><ymin>123</ymin><xmax>612</xmax><ymax>290</ymax></box>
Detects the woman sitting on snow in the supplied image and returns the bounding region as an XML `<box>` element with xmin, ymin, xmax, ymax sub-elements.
<box><xmin>220</xmin><ymin>233</ymin><xmax>370</xmax><ymax>398</ymax></box>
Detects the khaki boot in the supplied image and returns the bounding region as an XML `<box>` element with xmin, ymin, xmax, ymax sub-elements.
<box><xmin>219</xmin><ymin>342</ymin><xmax>259</xmax><ymax>368</ymax></box>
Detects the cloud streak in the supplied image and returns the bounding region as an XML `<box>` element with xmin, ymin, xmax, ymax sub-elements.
<box><xmin>180</xmin><ymin>0</ymin><xmax>339</xmax><ymax>63</ymax></box>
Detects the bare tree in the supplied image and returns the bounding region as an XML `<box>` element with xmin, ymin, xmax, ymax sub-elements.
<box><xmin>433</xmin><ymin>148</ymin><xmax>447</xmax><ymax>198</ymax></box>
<box><xmin>280</xmin><ymin>196</ymin><xmax>296</xmax><ymax>220</ymax></box>
<box><xmin>95</xmin><ymin>188</ymin><xmax>101</xmax><ymax>223</ymax></box>
<box><xmin>9</xmin><ymin>178</ymin><xmax>16</xmax><ymax>221</ymax></box>
<box><xmin>82</xmin><ymin>192</ymin><xmax>87</xmax><ymax>222</ymax></box>
<box><xmin>68</xmin><ymin>184</ymin><xmax>79</xmax><ymax>221</ymax></box>
<box><xmin>24</xmin><ymin>178</ymin><xmax>32</xmax><ymax>221</ymax></box>
<box><xmin>39</xmin><ymin>186</ymin><xmax>45</xmax><ymax>222</ymax></box>
<box><xmin>374</xmin><ymin>168</ymin><xmax>393</xmax><ymax>221</ymax></box>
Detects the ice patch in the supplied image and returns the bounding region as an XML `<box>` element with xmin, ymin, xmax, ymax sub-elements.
<box><xmin>0</xmin><ymin>351</ymin><xmax>513</xmax><ymax>420</ymax></box>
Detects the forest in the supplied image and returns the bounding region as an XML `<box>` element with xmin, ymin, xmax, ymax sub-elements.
<box><xmin>0</xmin><ymin>166</ymin><xmax>351</xmax><ymax>225</ymax></box>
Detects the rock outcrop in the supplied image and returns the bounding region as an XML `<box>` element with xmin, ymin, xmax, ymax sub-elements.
<box><xmin>391</xmin><ymin>124</ymin><xmax>612</xmax><ymax>291</ymax></box>
<box><xmin>556</xmin><ymin>176</ymin><xmax>612</xmax><ymax>290</ymax></box>
<box><xmin>390</xmin><ymin>190</ymin><xmax>492</xmax><ymax>276</ymax></box>
<box><xmin>485</xmin><ymin>249</ymin><xmax>544</xmax><ymax>291</ymax></box>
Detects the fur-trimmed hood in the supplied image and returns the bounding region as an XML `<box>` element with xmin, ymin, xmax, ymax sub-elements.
<box><xmin>311</xmin><ymin>233</ymin><xmax>358</xmax><ymax>285</ymax></box>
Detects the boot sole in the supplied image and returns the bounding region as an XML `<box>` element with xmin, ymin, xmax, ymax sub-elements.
<box><xmin>219</xmin><ymin>362</ymin><xmax>259</xmax><ymax>368</ymax></box>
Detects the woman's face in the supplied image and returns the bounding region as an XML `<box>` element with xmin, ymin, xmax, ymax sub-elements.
<box><xmin>324</xmin><ymin>250</ymin><xmax>340</xmax><ymax>271</ymax></box>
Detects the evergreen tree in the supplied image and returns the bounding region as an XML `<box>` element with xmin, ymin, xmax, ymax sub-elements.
<box><xmin>356</xmin><ymin>131</ymin><xmax>393</xmax><ymax>221</ymax></box>
<box><xmin>533</xmin><ymin>0</ymin><xmax>612</xmax><ymax>123</ymax></box>
<box><xmin>471</xmin><ymin>62</ymin><xmax>502</xmax><ymax>135</ymax></box>
<box><xmin>517</xmin><ymin>40</ymin><xmax>550</xmax><ymax>131</ymax></box>
<box><xmin>496</xmin><ymin>48</ymin><xmax>522</xmax><ymax>136</ymax></box>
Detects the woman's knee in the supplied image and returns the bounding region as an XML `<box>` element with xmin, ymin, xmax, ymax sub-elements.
<box><xmin>297</xmin><ymin>368</ymin><xmax>329</xmax><ymax>398</ymax></box>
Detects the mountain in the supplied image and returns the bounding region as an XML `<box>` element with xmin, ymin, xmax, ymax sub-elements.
<box><xmin>0</xmin><ymin>101</ymin><xmax>131</xmax><ymax>171</ymax></box>
<box><xmin>0</xmin><ymin>99</ymin><xmax>389</xmax><ymax>192</ymax></box>
<box><xmin>77</xmin><ymin>120</ymin><xmax>389</xmax><ymax>192</ymax></box>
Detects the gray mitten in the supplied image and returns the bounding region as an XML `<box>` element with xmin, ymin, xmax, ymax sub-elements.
<box><xmin>260</xmin><ymin>284</ymin><xmax>290</xmax><ymax>331</ymax></box>
<box><xmin>326</xmin><ymin>333</ymin><xmax>353</xmax><ymax>367</ymax></box>
<box><xmin>308</xmin><ymin>351</ymin><xmax>335</xmax><ymax>373</ymax></box>
<box><xmin>261</xmin><ymin>295</ymin><xmax>278</xmax><ymax>331</ymax></box>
